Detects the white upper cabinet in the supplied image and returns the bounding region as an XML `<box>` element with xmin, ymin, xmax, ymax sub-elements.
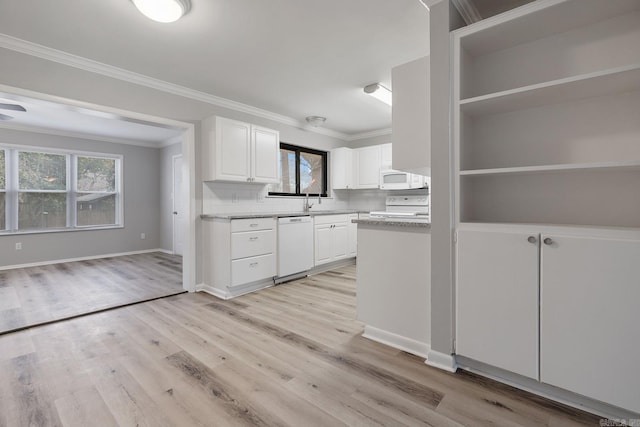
<box><xmin>331</xmin><ymin>147</ymin><xmax>354</xmax><ymax>190</ymax></box>
<box><xmin>354</xmin><ymin>145</ymin><xmax>381</xmax><ymax>189</ymax></box>
<box><xmin>392</xmin><ymin>56</ymin><xmax>430</xmax><ymax>176</ymax></box>
<box><xmin>380</xmin><ymin>143</ymin><xmax>392</xmax><ymax>170</ymax></box>
<box><xmin>203</xmin><ymin>116</ymin><xmax>279</xmax><ymax>183</ymax></box>
<box><xmin>251</xmin><ymin>125</ymin><xmax>280</xmax><ymax>184</ymax></box>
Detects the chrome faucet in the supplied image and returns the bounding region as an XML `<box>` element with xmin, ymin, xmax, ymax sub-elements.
<box><xmin>303</xmin><ymin>193</ymin><xmax>314</xmax><ymax>212</ymax></box>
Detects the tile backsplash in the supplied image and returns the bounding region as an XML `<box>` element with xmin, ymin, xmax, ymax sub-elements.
<box><xmin>202</xmin><ymin>182</ymin><xmax>391</xmax><ymax>214</ymax></box>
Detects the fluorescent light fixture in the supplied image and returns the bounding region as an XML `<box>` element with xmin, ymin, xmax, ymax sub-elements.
<box><xmin>132</xmin><ymin>0</ymin><xmax>191</xmax><ymax>23</ymax></box>
<box><xmin>364</xmin><ymin>83</ymin><xmax>392</xmax><ymax>106</ymax></box>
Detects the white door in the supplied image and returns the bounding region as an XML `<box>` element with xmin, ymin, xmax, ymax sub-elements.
<box><xmin>456</xmin><ymin>228</ymin><xmax>540</xmax><ymax>380</ymax></box>
<box><xmin>348</xmin><ymin>215</ymin><xmax>358</xmax><ymax>257</ymax></box>
<box><xmin>172</xmin><ymin>155</ymin><xmax>184</xmax><ymax>256</ymax></box>
<box><xmin>314</xmin><ymin>224</ymin><xmax>333</xmax><ymax>266</ymax></box>
<box><xmin>540</xmin><ymin>234</ymin><xmax>640</xmax><ymax>413</ymax></box>
<box><xmin>251</xmin><ymin>125</ymin><xmax>280</xmax><ymax>184</ymax></box>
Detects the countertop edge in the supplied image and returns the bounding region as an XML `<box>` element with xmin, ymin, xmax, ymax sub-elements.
<box><xmin>352</xmin><ymin>218</ymin><xmax>431</xmax><ymax>228</ymax></box>
<box><xmin>200</xmin><ymin>210</ymin><xmax>363</xmax><ymax>220</ymax></box>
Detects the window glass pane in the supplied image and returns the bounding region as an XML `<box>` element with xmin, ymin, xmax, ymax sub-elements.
<box><xmin>77</xmin><ymin>193</ymin><xmax>116</xmax><ymax>226</ymax></box>
<box><xmin>271</xmin><ymin>149</ymin><xmax>296</xmax><ymax>193</ymax></box>
<box><xmin>18</xmin><ymin>192</ymin><xmax>67</xmax><ymax>229</ymax></box>
<box><xmin>0</xmin><ymin>149</ymin><xmax>5</xmax><ymax>189</ymax></box>
<box><xmin>0</xmin><ymin>192</ymin><xmax>5</xmax><ymax>231</ymax></box>
<box><xmin>300</xmin><ymin>151</ymin><xmax>324</xmax><ymax>194</ymax></box>
<box><xmin>77</xmin><ymin>157</ymin><xmax>116</xmax><ymax>192</ymax></box>
<box><xmin>19</xmin><ymin>152</ymin><xmax>66</xmax><ymax>190</ymax></box>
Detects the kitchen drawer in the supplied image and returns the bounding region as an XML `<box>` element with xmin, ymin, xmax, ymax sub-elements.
<box><xmin>231</xmin><ymin>229</ymin><xmax>275</xmax><ymax>259</ymax></box>
<box><xmin>314</xmin><ymin>214</ymin><xmax>349</xmax><ymax>226</ymax></box>
<box><xmin>231</xmin><ymin>217</ymin><xmax>274</xmax><ymax>233</ymax></box>
<box><xmin>231</xmin><ymin>253</ymin><xmax>276</xmax><ymax>286</ymax></box>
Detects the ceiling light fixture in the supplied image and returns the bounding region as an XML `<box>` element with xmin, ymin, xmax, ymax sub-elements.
<box><xmin>364</xmin><ymin>83</ymin><xmax>392</xmax><ymax>106</ymax></box>
<box><xmin>132</xmin><ymin>0</ymin><xmax>191</xmax><ymax>23</ymax></box>
<box><xmin>305</xmin><ymin>116</ymin><xmax>327</xmax><ymax>127</ymax></box>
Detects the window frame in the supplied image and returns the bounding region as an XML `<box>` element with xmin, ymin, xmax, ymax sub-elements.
<box><xmin>0</xmin><ymin>144</ymin><xmax>123</xmax><ymax>235</ymax></box>
<box><xmin>268</xmin><ymin>142</ymin><xmax>328</xmax><ymax>197</ymax></box>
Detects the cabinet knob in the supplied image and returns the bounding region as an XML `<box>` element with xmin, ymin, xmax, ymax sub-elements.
<box><xmin>527</xmin><ymin>236</ymin><xmax>537</xmax><ymax>244</ymax></box>
<box><xmin>543</xmin><ymin>237</ymin><xmax>554</xmax><ymax>245</ymax></box>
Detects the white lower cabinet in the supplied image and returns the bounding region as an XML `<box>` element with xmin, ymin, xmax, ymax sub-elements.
<box><xmin>540</xmin><ymin>234</ymin><xmax>640</xmax><ymax>414</ymax></box>
<box><xmin>314</xmin><ymin>214</ymin><xmax>349</xmax><ymax>266</ymax></box>
<box><xmin>456</xmin><ymin>229</ymin><xmax>539</xmax><ymax>380</ymax></box>
<box><xmin>457</xmin><ymin>226</ymin><xmax>640</xmax><ymax>413</ymax></box>
<box><xmin>347</xmin><ymin>214</ymin><xmax>358</xmax><ymax>257</ymax></box>
<box><xmin>203</xmin><ymin>217</ymin><xmax>276</xmax><ymax>299</ymax></box>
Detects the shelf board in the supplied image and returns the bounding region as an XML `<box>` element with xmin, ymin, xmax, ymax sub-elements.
<box><xmin>459</xmin><ymin>160</ymin><xmax>640</xmax><ymax>176</ymax></box>
<box><xmin>459</xmin><ymin>64</ymin><xmax>640</xmax><ymax>117</ymax></box>
<box><xmin>456</xmin><ymin>0</ymin><xmax>640</xmax><ymax>57</ymax></box>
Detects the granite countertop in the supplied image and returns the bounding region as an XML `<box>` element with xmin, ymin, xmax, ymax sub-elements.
<box><xmin>200</xmin><ymin>210</ymin><xmax>361</xmax><ymax>220</ymax></box>
<box><xmin>352</xmin><ymin>218</ymin><xmax>431</xmax><ymax>228</ymax></box>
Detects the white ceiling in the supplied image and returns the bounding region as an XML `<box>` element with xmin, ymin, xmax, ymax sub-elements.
<box><xmin>0</xmin><ymin>0</ymin><xmax>430</xmax><ymax>141</ymax></box>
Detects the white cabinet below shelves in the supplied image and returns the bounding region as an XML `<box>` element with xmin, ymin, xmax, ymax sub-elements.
<box><xmin>540</xmin><ymin>234</ymin><xmax>640</xmax><ymax>414</ymax></box>
<box><xmin>456</xmin><ymin>225</ymin><xmax>640</xmax><ymax>413</ymax></box>
<box><xmin>314</xmin><ymin>214</ymin><xmax>350</xmax><ymax>266</ymax></box>
<box><xmin>456</xmin><ymin>228</ymin><xmax>539</xmax><ymax>380</ymax></box>
<box><xmin>203</xmin><ymin>116</ymin><xmax>279</xmax><ymax>184</ymax></box>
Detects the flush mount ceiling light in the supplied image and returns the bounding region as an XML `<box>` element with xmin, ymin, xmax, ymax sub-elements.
<box><xmin>132</xmin><ymin>0</ymin><xmax>191</xmax><ymax>23</ymax></box>
<box><xmin>305</xmin><ymin>116</ymin><xmax>327</xmax><ymax>127</ymax></box>
<box><xmin>364</xmin><ymin>83</ymin><xmax>392</xmax><ymax>106</ymax></box>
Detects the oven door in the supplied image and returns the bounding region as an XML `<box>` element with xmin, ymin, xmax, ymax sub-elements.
<box><xmin>379</xmin><ymin>170</ymin><xmax>412</xmax><ymax>190</ymax></box>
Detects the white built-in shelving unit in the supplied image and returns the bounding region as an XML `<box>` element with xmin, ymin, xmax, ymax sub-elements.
<box><xmin>453</xmin><ymin>0</ymin><xmax>640</xmax><ymax>228</ymax></box>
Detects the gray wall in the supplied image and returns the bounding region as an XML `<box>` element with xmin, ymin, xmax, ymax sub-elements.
<box><xmin>160</xmin><ymin>142</ymin><xmax>182</xmax><ymax>252</ymax></box>
<box><xmin>0</xmin><ymin>128</ymin><xmax>161</xmax><ymax>267</ymax></box>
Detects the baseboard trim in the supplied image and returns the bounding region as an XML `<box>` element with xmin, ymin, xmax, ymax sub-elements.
<box><xmin>425</xmin><ymin>349</ymin><xmax>458</xmax><ymax>373</ymax></box>
<box><xmin>198</xmin><ymin>280</ymin><xmax>274</xmax><ymax>300</ymax></box>
<box><xmin>362</xmin><ymin>325</ymin><xmax>430</xmax><ymax>358</ymax></box>
<box><xmin>456</xmin><ymin>356</ymin><xmax>640</xmax><ymax>420</ymax></box>
<box><xmin>308</xmin><ymin>257</ymin><xmax>356</xmax><ymax>276</ymax></box>
<box><xmin>0</xmin><ymin>248</ymin><xmax>172</xmax><ymax>271</ymax></box>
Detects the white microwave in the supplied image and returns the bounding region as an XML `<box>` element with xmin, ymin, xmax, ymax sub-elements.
<box><xmin>379</xmin><ymin>169</ymin><xmax>429</xmax><ymax>190</ymax></box>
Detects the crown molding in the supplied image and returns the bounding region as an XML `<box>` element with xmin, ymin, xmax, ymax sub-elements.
<box><xmin>346</xmin><ymin>127</ymin><xmax>392</xmax><ymax>142</ymax></box>
<box><xmin>451</xmin><ymin>0</ymin><xmax>483</xmax><ymax>24</ymax></box>
<box><xmin>0</xmin><ymin>34</ymin><xmax>353</xmax><ymax>141</ymax></box>
<box><xmin>0</xmin><ymin>121</ymin><xmax>167</xmax><ymax>148</ymax></box>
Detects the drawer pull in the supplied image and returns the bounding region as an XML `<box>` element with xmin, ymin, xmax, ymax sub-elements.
<box><xmin>249</xmin><ymin>237</ymin><xmax>259</xmax><ymax>241</ymax></box>
<box><xmin>249</xmin><ymin>223</ymin><xmax>259</xmax><ymax>227</ymax></box>
<box><xmin>249</xmin><ymin>262</ymin><xmax>259</xmax><ymax>267</ymax></box>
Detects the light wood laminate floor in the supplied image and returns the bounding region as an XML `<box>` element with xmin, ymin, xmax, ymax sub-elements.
<box><xmin>0</xmin><ymin>252</ymin><xmax>184</xmax><ymax>334</ymax></box>
<box><xmin>0</xmin><ymin>265</ymin><xmax>602</xmax><ymax>426</ymax></box>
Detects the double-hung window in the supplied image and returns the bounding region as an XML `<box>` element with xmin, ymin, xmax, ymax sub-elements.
<box><xmin>0</xmin><ymin>145</ymin><xmax>122</xmax><ymax>233</ymax></box>
<box><xmin>268</xmin><ymin>143</ymin><xmax>327</xmax><ymax>197</ymax></box>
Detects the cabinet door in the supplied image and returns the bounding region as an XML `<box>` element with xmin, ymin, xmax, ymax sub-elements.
<box><xmin>456</xmin><ymin>229</ymin><xmax>539</xmax><ymax>380</ymax></box>
<box><xmin>331</xmin><ymin>147</ymin><xmax>354</xmax><ymax>190</ymax></box>
<box><xmin>540</xmin><ymin>235</ymin><xmax>640</xmax><ymax>413</ymax></box>
<box><xmin>251</xmin><ymin>125</ymin><xmax>280</xmax><ymax>184</ymax></box>
<box><xmin>332</xmin><ymin>222</ymin><xmax>348</xmax><ymax>260</ymax></box>
<box><xmin>215</xmin><ymin>117</ymin><xmax>251</xmax><ymax>182</ymax></box>
<box><xmin>391</xmin><ymin>56</ymin><xmax>430</xmax><ymax>175</ymax></box>
<box><xmin>314</xmin><ymin>224</ymin><xmax>333</xmax><ymax>265</ymax></box>
<box><xmin>380</xmin><ymin>143</ymin><xmax>393</xmax><ymax>170</ymax></box>
<box><xmin>355</xmin><ymin>146</ymin><xmax>381</xmax><ymax>189</ymax></box>
<box><xmin>348</xmin><ymin>215</ymin><xmax>358</xmax><ymax>257</ymax></box>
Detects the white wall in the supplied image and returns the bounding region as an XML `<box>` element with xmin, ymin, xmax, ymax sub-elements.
<box><xmin>160</xmin><ymin>142</ymin><xmax>182</xmax><ymax>251</ymax></box>
<box><xmin>0</xmin><ymin>127</ymin><xmax>161</xmax><ymax>267</ymax></box>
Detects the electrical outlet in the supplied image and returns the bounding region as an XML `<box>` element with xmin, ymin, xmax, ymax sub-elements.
<box><xmin>140</xmin><ymin>233</ymin><xmax>146</xmax><ymax>240</ymax></box>
<box><xmin>15</xmin><ymin>242</ymin><xmax>22</xmax><ymax>251</ymax></box>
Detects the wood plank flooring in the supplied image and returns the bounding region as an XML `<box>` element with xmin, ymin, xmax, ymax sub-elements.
<box><xmin>0</xmin><ymin>252</ymin><xmax>184</xmax><ymax>334</ymax></box>
<box><xmin>0</xmin><ymin>265</ymin><xmax>604</xmax><ymax>426</ymax></box>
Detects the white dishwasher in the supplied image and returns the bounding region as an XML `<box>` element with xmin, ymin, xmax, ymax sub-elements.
<box><xmin>277</xmin><ymin>216</ymin><xmax>314</xmax><ymax>282</ymax></box>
